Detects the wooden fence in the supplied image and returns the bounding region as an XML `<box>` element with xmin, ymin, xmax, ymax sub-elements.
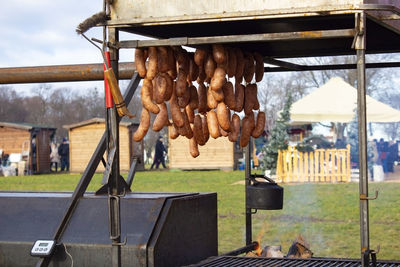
<box><xmin>276</xmin><ymin>144</ymin><xmax>351</xmax><ymax>183</ymax></box>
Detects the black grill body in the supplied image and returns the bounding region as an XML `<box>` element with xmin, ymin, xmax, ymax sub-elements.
<box><xmin>0</xmin><ymin>191</ymin><xmax>218</xmax><ymax>267</ymax></box>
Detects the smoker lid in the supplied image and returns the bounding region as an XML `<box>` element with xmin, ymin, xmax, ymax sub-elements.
<box><xmin>0</xmin><ymin>191</ymin><xmax>199</xmax><ymax>244</ymax></box>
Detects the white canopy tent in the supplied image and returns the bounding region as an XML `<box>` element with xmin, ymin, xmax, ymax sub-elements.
<box><xmin>290</xmin><ymin>77</ymin><xmax>400</xmax><ymax>123</ymax></box>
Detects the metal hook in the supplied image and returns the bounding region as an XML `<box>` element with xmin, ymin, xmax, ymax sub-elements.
<box><xmin>107</xmin><ymin>186</ymin><xmax>127</xmax><ymax>198</ymax></box>
<box><xmin>351</xmin><ymin>28</ymin><xmax>359</xmax><ymax>49</ymax></box>
<box><xmin>251</xmin><ymin>209</ymin><xmax>258</xmax><ymax>214</ymax></box>
<box><xmin>112</xmin><ymin>236</ymin><xmax>127</xmax><ymax>246</ymax></box>
<box><xmin>91</xmin><ymin>38</ymin><xmax>118</xmax><ymax>49</ymax></box>
<box><xmin>116</xmin><ymin>187</ymin><xmax>126</xmax><ymax>198</ymax></box>
<box><xmin>363</xmin><ymin>245</ymin><xmax>380</xmax><ymax>267</ymax></box>
<box><xmin>81</xmin><ymin>33</ymin><xmax>110</xmax><ymax>69</ymax></box>
<box><xmin>360</xmin><ymin>190</ymin><xmax>379</xmax><ymax>200</ymax></box>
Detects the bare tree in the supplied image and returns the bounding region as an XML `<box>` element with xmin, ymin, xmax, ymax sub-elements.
<box><xmin>258</xmin><ymin>72</ymin><xmax>304</xmax><ymax>132</ymax></box>
<box><xmin>27</xmin><ymin>84</ymin><xmax>52</xmax><ymax>122</ymax></box>
<box><xmin>292</xmin><ymin>55</ymin><xmax>385</xmax><ymax>95</ymax></box>
<box><xmin>0</xmin><ymin>86</ymin><xmax>29</xmax><ymax>122</ymax></box>
<box><xmin>258</xmin><ymin>55</ymin><xmax>396</xmax><ymax>140</ymax></box>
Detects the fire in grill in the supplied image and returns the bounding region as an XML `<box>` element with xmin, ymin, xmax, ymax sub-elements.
<box><xmin>192</xmin><ymin>256</ymin><xmax>400</xmax><ymax>267</ymax></box>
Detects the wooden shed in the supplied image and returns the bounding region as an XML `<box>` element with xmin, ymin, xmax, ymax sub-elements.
<box><xmin>168</xmin><ymin>130</ymin><xmax>242</xmax><ymax>170</ymax></box>
<box><xmin>0</xmin><ymin>122</ymin><xmax>56</xmax><ymax>174</ymax></box>
<box><xmin>64</xmin><ymin>118</ymin><xmax>144</xmax><ymax>173</ymax></box>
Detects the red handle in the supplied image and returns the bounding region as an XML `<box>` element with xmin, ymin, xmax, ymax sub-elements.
<box><xmin>104</xmin><ymin>51</ymin><xmax>113</xmax><ymax>108</ymax></box>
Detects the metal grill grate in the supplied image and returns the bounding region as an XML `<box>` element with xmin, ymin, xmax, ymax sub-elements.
<box><xmin>192</xmin><ymin>256</ymin><xmax>400</xmax><ymax>267</ymax></box>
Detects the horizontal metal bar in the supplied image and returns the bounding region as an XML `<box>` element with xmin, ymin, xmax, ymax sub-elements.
<box><xmin>361</xmin><ymin>4</ymin><xmax>400</xmax><ymax>17</ymax></box>
<box><xmin>375</xmin><ymin>14</ymin><xmax>400</xmax><ymax>20</ymax></box>
<box><xmin>118</xmin><ymin>29</ymin><xmax>355</xmax><ymax>48</ymax></box>
<box><xmin>264</xmin><ymin>57</ymin><xmax>303</xmax><ymax>70</ymax></box>
<box><xmin>136</xmin><ymin>37</ymin><xmax>188</xmax><ymax>48</ymax></box>
<box><xmin>265</xmin><ymin>61</ymin><xmax>400</xmax><ymax>72</ymax></box>
<box><xmin>2</xmin><ymin>60</ymin><xmax>400</xmax><ymax>85</ymax></box>
<box><xmin>118</xmin><ymin>40</ymin><xmax>138</xmax><ymax>49</ymax></box>
<box><xmin>189</xmin><ymin>29</ymin><xmax>355</xmax><ymax>45</ymax></box>
<box><xmin>119</xmin><ymin>37</ymin><xmax>188</xmax><ymax>48</ymax></box>
<box><xmin>0</xmin><ymin>62</ymin><xmax>135</xmax><ymax>84</ymax></box>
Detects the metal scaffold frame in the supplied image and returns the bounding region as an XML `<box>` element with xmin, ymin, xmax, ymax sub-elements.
<box><xmin>100</xmin><ymin>10</ymin><xmax>380</xmax><ymax>265</ymax></box>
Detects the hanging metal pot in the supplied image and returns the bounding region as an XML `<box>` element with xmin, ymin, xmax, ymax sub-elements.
<box><xmin>246</xmin><ymin>174</ymin><xmax>283</xmax><ymax>210</ymax></box>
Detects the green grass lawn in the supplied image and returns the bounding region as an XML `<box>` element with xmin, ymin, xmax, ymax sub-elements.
<box><xmin>1</xmin><ymin>170</ymin><xmax>399</xmax><ymax>260</ymax></box>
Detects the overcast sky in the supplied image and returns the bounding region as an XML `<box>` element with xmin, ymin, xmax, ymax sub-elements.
<box><xmin>0</xmin><ymin>0</ymin><xmax>135</xmax><ymax>95</ymax></box>
<box><xmin>2</xmin><ymin>1</ymin><xmax>400</xmax><ymax>98</ymax></box>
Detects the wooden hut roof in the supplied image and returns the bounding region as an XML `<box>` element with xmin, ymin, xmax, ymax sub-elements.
<box><xmin>63</xmin><ymin>117</ymin><xmax>136</xmax><ymax>130</ymax></box>
<box><xmin>0</xmin><ymin>121</ymin><xmax>56</xmax><ymax>131</ymax></box>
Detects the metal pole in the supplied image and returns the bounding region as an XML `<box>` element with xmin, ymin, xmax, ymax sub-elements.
<box><xmin>35</xmin><ymin>72</ymin><xmax>141</xmax><ymax>267</ymax></box>
<box><xmin>245</xmin><ymin>138</ymin><xmax>252</xmax><ymax>245</ymax></box>
<box><xmin>355</xmin><ymin>12</ymin><xmax>370</xmax><ymax>267</ymax></box>
<box><xmin>0</xmin><ymin>63</ymin><xmax>135</xmax><ymax>84</ymax></box>
<box><xmin>108</xmin><ymin>27</ymin><xmax>122</xmax><ymax>267</ymax></box>
<box><xmin>1</xmin><ymin>60</ymin><xmax>400</xmax><ymax>84</ymax></box>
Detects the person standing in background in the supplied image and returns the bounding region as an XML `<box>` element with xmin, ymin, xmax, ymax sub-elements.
<box><xmin>397</xmin><ymin>141</ymin><xmax>400</xmax><ymax>162</ymax></box>
<box><xmin>382</xmin><ymin>141</ymin><xmax>389</xmax><ymax>173</ymax></box>
<box><xmin>31</xmin><ymin>135</ymin><xmax>37</xmax><ymax>174</ymax></box>
<box><xmin>368</xmin><ymin>140</ymin><xmax>378</xmax><ymax>180</ymax></box>
<box><xmin>58</xmin><ymin>138</ymin><xmax>70</xmax><ymax>172</ymax></box>
<box><xmin>377</xmin><ymin>138</ymin><xmax>386</xmax><ymax>171</ymax></box>
<box><xmin>150</xmin><ymin>136</ymin><xmax>167</xmax><ymax>169</ymax></box>
<box><xmin>388</xmin><ymin>140</ymin><xmax>398</xmax><ymax>173</ymax></box>
<box><xmin>50</xmin><ymin>142</ymin><xmax>60</xmax><ymax>172</ymax></box>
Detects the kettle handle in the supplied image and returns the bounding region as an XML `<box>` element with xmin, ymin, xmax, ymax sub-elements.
<box><xmin>250</xmin><ymin>174</ymin><xmax>276</xmax><ymax>184</ymax></box>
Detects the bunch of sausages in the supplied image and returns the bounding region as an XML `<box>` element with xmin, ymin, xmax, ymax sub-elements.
<box><xmin>133</xmin><ymin>44</ymin><xmax>265</xmax><ymax>158</ymax></box>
